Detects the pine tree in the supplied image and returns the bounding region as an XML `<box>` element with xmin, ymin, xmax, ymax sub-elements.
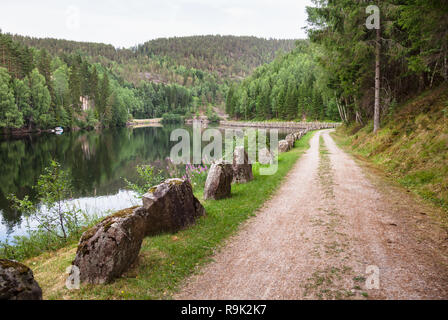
<box><xmin>285</xmin><ymin>83</ymin><xmax>298</xmax><ymax>120</ymax></box>
<box><xmin>97</xmin><ymin>73</ymin><xmax>111</xmax><ymax>124</ymax></box>
<box><xmin>53</xmin><ymin>66</ymin><xmax>69</xmax><ymax>107</ymax></box>
<box><xmin>89</xmin><ymin>66</ymin><xmax>99</xmax><ymax>106</ymax></box>
<box><xmin>0</xmin><ymin>67</ymin><xmax>23</xmax><ymax>129</ymax></box>
<box><xmin>37</xmin><ymin>49</ymin><xmax>55</xmax><ymax>101</ymax></box>
<box><xmin>277</xmin><ymin>85</ymin><xmax>286</xmax><ymax>120</ymax></box>
<box><xmin>29</xmin><ymin>68</ymin><xmax>51</xmax><ymax>128</ymax></box>
<box><xmin>226</xmin><ymin>85</ymin><xmax>235</xmax><ymax>116</ymax></box>
<box><xmin>68</xmin><ymin>66</ymin><xmax>81</xmax><ymax>111</ymax></box>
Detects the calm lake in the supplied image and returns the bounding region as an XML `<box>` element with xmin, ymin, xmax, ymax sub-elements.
<box><xmin>0</xmin><ymin>125</ymin><xmax>290</xmax><ymax>243</ymax></box>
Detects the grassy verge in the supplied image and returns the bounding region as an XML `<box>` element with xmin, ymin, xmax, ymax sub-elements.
<box><xmin>26</xmin><ymin>132</ymin><xmax>315</xmax><ymax>300</ymax></box>
<box><xmin>332</xmin><ymin>126</ymin><xmax>448</xmax><ymax>215</ymax></box>
<box><xmin>331</xmin><ymin>84</ymin><xmax>448</xmax><ymax>213</ymax></box>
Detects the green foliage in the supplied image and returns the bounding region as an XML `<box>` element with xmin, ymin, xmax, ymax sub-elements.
<box><xmin>161</xmin><ymin>113</ymin><xmax>185</xmax><ymax>124</ymax></box>
<box><xmin>8</xmin><ymin>161</ymin><xmax>82</xmax><ymax>239</ymax></box>
<box><xmin>134</xmin><ymin>81</ymin><xmax>193</xmax><ymax>119</ymax></box>
<box><xmin>1</xmin><ymin>32</ymin><xmax>299</xmax><ymax>131</ymax></box>
<box><xmin>26</xmin><ymin>132</ymin><xmax>315</xmax><ymax>299</ymax></box>
<box><xmin>305</xmin><ymin>0</ymin><xmax>448</xmax><ymax>124</ymax></box>
<box><xmin>0</xmin><ymin>161</ymin><xmax>96</xmax><ymax>260</ymax></box>
<box><xmin>1</xmin><ymin>33</ymin><xmax>296</xmax><ymax>131</ymax></box>
<box><xmin>183</xmin><ymin>164</ymin><xmax>209</xmax><ymax>190</ymax></box>
<box><xmin>0</xmin><ymin>67</ymin><xmax>23</xmax><ymax>129</ymax></box>
<box><xmin>227</xmin><ymin>41</ymin><xmax>339</xmax><ymax>121</ymax></box>
<box><xmin>125</xmin><ymin>164</ymin><xmax>166</xmax><ymax>197</ymax></box>
<box><xmin>53</xmin><ymin>65</ymin><xmax>69</xmax><ymax>107</ymax></box>
<box><xmin>206</xmin><ymin>107</ymin><xmax>220</xmax><ymax>123</ymax></box>
<box><xmin>28</xmin><ymin>68</ymin><xmax>51</xmax><ymax>128</ymax></box>
<box><xmin>136</xmin><ymin>35</ymin><xmax>295</xmax><ymax>79</ymax></box>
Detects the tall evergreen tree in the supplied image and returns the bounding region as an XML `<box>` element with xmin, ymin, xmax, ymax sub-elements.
<box><xmin>0</xmin><ymin>67</ymin><xmax>23</xmax><ymax>129</ymax></box>
<box><xmin>97</xmin><ymin>73</ymin><xmax>111</xmax><ymax>124</ymax></box>
<box><xmin>28</xmin><ymin>68</ymin><xmax>51</xmax><ymax>128</ymax></box>
<box><xmin>68</xmin><ymin>66</ymin><xmax>81</xmax><ymax>111</ymax></box>
<box><xmin>285</xmin><ymin>82</ymin><xmax>298</xmax><ymax>120</ymax></box>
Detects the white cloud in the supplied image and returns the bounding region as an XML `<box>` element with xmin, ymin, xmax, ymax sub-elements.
<box><xmin>0</xmin><ymin>0</ymin><xmax>313</xmax><ymax>47</ymax></box>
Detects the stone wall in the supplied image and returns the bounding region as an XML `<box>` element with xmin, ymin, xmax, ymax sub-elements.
<box><xmin>219</xmin><ymin>121</ymin><xmax>340</xmax><ymax>130</ymax></box>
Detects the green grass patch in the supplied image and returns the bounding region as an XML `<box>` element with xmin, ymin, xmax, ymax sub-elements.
<box><xmin>28</xmin><ymin>132</ymin><xmax>316</xmax><ymax>300</ymax></box>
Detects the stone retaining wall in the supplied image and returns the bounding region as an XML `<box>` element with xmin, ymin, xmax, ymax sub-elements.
<box><xmin>219</xmin><ymin>121</ymin><xmax>340</xmax><ymax>130</ymax></box>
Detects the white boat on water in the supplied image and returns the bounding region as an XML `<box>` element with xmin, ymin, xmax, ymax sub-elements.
<box><xmin>54</xmin><ymin>127</ymin><xmax>64</xmax><ymax>135</ymax></box>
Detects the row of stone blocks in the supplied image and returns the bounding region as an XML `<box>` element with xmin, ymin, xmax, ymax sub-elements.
<box><xmin>0</xmin><ymin>147</ymin><xmax>258</xmax><ymax>298</ymax></box>
<box><xmin>0</xmin><ymin>129</ymin><xmax>313</xmax><ymax>298</ymax></box>
<box><xmin>220</xmin><ymin>121</ymin><xmax>340</xmax><ymax>130</ymax></box>
<box><xmin>0</xmin><ymin>178</ymin><xmax>209</xmax><ymax>298</ymax></box>
<box><xmin>279</xmin><ymin>129</ymin><xmax>309</xmax><ymax>153</ymax></box>
<box><xmin>73</xmin><ymin>146</ymin><xmax>257</xmax><ymax>285</ymax></box>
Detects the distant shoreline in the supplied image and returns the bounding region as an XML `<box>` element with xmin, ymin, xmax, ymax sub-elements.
<box><xmin>127</xmin><ymin>118</ymin><xmax>163</xmax><ymax>128</ymax></box>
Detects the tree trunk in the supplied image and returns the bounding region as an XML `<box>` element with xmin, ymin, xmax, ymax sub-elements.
<box><xmin>444</xmin><ymin>45</ymin><xmax>447</xmax><ymax>82</ymax></box>
<box><xmin>373</xmin><ymin>27</ymin><xmax>381</xmax><ymax>133</ymax></box>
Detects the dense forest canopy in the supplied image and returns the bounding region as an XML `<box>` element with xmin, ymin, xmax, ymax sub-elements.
<box><xmin>226</xmin><ymin>0</ymin><xmax>448</xmax><ymax>125</ymax></box>
<box><xmin>304</xmin><ymin>0</ymin><xmax>448</xmax><ymax>127</ymax></box>
<box><xmin>2</xmin><ymin>0</ymin><xmax>447</xmax><ymax>131</ymax></box>
<box><xmin>225</xmin><ymin>40</ymin><xmax>340</xmax><ymax>121</ymax></box>
<box><xmin>0</xmin><ymin>32</ymin><xmax>295</xmax><ymax>132</ymax></box>
<box><xmin>136</xmin><ymin>35</ymin><xmax>296</xmax><ymax>78</ymax></box>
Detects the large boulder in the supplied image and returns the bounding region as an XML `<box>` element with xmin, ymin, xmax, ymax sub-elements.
<box><xmin>72</xmin><ymin>179</ymin><xmax>206</xmax><ymax>285</ymax></box>
<box><xmin>204</xmin><ymin>161</ymin><xmax>233</xmax><ymax>200</ymax></box>
<box><xmin>0</xmin><ymin>259</ymin><xmax>42</xmax><ymax>300</ymax></box>
<box><xmin>72</xmin><ymin>207</ymin><xmax>146</xmax><ymax>284</ymax></box>
<box><xmin>293</xmin><ymin>131</ymin><xmax>304</xmax><ymax>141</ymax></box>
<box><xmin>232</xmin><ymin>146</ymin><xmax>254</xmax><ymax>184</ymax></box>
<box><xmin>258</xmin><ymin>148</ymin><xmax>275</xmax><ymax>165</ymax></box>
<box><xmin>285</xmin><ymin>134</ymin><xmax>295</xmax><ymax>148</ymax></box>
<box><xmin>278</xmin><ymin>140</ymin><xmax>291</xmax><ymax>153</ymax></box>
<box><xmin>140</xmin><ymin>179</ymin><xmax>206</xmax><ymax>236</ymax></box>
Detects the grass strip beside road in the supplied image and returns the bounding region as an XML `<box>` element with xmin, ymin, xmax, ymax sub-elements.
<box><xmin>27</xmin><ymin>132</ymin><xmax>315</xmax><ymax>300</ymax></box>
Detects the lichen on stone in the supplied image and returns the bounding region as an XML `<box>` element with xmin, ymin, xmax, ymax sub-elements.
<box><xmin>79</xmin><ymin>225</ymin><xmax>99</xmax><ymax>244</ymax></box>
<box><xmin>168</xmin><ymin>179</ymin><xmax>184</xmax><ymax>186</ymax></box>
<box><xmin>76</xmin><ymin>206</ymin><xmax>140</xmax><ymax>255</ymax></box>
<box><xmin>0</xmin><ymin>259</ymin><xmax>30</xmax><ymax>274</ymax></box>
<box><xmin>105</xmin><ymin>206</ymin><xmax>138</xmax><ymax>220</ymax></box>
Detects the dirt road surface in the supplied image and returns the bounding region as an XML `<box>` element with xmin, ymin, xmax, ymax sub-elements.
<box><xmin>175</xmin><ymin>130</ymin><xmax>448</xmax><ymax>300</ymax></box>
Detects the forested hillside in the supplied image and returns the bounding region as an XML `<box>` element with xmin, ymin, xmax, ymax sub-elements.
<box><xmin>11</xmin><ymin>35</ymin><xmax>135</xmax><ymax>63</ymax></box>
<box><xmin>227</xmin><ymin>1</ymin><xmax>448</xmax><ymax>125</ymax></box>
<box><xmin>0</xmin><ymin>31</ymin><xmax>142</xmax><ymax>131</ymax></box>
<box><xmin>136</xmin><ymin>35</ymin><xmax>296</xmax><ymax>79</ymax></box>
<box><xmin>1</xmin><ymin>33</ymin><xmax>294</xmax><ymax>132</ymax></box>
<box><xmin>225</xmin><ymin>40</ymin><xmax>339</xmax><ymax>121</ymax></box>
<box><xmin>305</xmin><ymin>0</ymin><xmax>448</xmax><ymax>129</ymax></box>
<box><xmin>4</xmin><ymin>0</ymin><xmax>446</xmax><ymax>130</ymax></box>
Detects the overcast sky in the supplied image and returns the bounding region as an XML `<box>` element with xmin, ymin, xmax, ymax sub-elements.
<box><xmin>0</xmin><ymin>0</ymin><xmax>313</xmax><ymax>48</ymax></box>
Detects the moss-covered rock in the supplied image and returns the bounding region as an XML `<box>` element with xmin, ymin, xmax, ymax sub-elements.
<box><xmin>232</xmin><ymin>146</ymin><xmax>254</xmax><ymax>184</ymax></box>
<box><xmin>72</xmin><ymin>179</ymin><xmax>206</xmax><ymax>285</ymax></box>
<box><xmin>140</xmin><ymin>179</ymin><xmax>206</xmax><ymax>236</ymax></box>
<box><xmin>204</xmin><ymin>161</ymin><xmax>233</xmax><ymax>200</ymax></box>
<box><xmin>0</xmin><ymin>259</ymin><xmax>42</xmax><ymax>300</ymax></box>
<box><xmin>279</xmin><ymin>140</ymin><xmax>291</xmax><ymax>153</ymax></box>
<box><xmin>72</xmin><ymin>207</ymin><xmax>146</xmax><ymax>285</ymax></box>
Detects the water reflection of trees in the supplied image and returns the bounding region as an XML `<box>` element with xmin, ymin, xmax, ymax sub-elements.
<box><xmin>0</xmin><ymin>125</ymin><xmax>288</xmax><ymax>230</ymax></box>
<box><xmin>0</xmin><ymin>126</ymin><xmax>183</xmax><ymax>229</ymax></box>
